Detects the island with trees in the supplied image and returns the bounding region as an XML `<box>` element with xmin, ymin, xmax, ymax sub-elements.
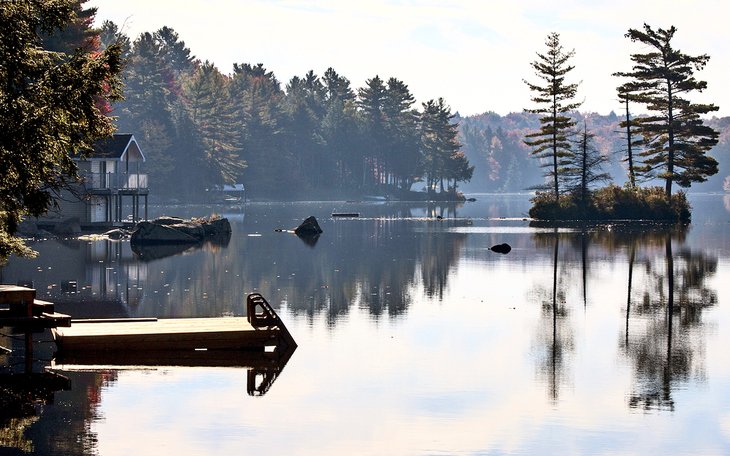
<box><xmin>523</xmin><ymin>26</ymin><xmax>719</xmax><ymax>223</ymax></box>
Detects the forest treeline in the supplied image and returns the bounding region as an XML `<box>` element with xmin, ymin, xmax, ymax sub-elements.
<box><xmin>99</xmin><ymin>21</ymin><xmax>473</xmax><ymax>201</ymax></box>
<box><xmin>458</xmin><ymin>111</ymin><xmax>730</xmax><ymax>194</ymax></box>
<box><xmin>107</xmin><ymin>19</ymin><xmax>730</xmax><ymax>200</ymax></box>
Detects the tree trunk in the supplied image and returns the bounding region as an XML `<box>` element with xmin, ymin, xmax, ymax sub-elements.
<box><xmin>624</xmin><ymin>97</ymin><xmax>636</xmax><ymax>188</ymax></box>
<box><xmin>665</xmin><ymin>74</ymin><xmax>675</xmax><ymax>199</ymax></box>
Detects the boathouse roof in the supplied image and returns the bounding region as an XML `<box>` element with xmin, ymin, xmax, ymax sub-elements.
<box><xmin>78</xmin><ymin>134</ymin><xmax>146</xmax><ymax>162</ymax></box>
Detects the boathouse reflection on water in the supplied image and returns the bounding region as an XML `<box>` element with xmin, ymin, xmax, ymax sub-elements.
<box><xmin>1</xmin><ymin>238</ymin><xmax>146</xmax><ymax>319</ymax></box>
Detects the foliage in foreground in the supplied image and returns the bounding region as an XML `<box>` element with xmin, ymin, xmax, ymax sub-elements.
<box><xmin>0</xmin><ymin>0</ymin><xmax>123</xmax><ymax>264</ymax></box>
<box><xmin>529</xmin><ymin>185</ymin><xmax>691</xmax><ymax>222</ymax></box>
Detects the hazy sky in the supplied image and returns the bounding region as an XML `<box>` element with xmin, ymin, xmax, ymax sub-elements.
<box><xmin>88</xmin><ymin>0</ymin><xmax>729</xmax><ymax>117</ymax></box>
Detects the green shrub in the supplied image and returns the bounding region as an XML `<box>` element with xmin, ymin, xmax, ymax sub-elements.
<box><xmin>530</xmin><ymin>185</ymin><xmax>691</xmax><ymax>222</ymax></box>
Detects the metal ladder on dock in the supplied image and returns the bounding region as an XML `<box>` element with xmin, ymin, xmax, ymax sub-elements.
<box><xmin>246</xmin><ymin>293</ymin><xmax>297</xmax><ymax>351</ymax></box>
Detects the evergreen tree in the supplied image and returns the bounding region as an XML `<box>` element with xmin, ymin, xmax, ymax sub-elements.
<box><xmin>523</xmin><ymin>32</ymin><xmax>582</xmax><ymax>202</ymax></box>
<box><xmin>321</xmin><ymin>68</ymin><xmax>361</xmax><ymax>189</ymax></box>
<box><xmin>40</xmin><ymin>0</ymin><xmax>99</xmax><ymax>53</ymax></box>
<box><xmin>614</xmin><ymin>24</ymin><xmax>719</xmax><ymax>198</ymax></box>
<box><xmin>445</xmin><ymin>151</ymin><xmax>474</xmax><ymax>193</ymax></box>
<box><xmin>284</xmin><ymin>71</ymin><xmax>327</xmax><ymax>189</ymax></box>
<box><xmin>383</xmin><ymin>78</ymin><xmax>420</xmax><ymax>191</ymax></box>
<box><xmin>231</xmin><ymin>63</ymin><xmax>288</xmax><ymax>196</ymax></box>
<box><xmin>99</xmin><ymin>20</ymin><xmax>130</xmax><ymax>57</ymax></box>
<box><xmin>182</xmin><ymin>62</ymin><xmax>246</xmax><ymax>191</ymax></box>
<box><xmin>0</xmin><ymin>0</ymin><xmax>123</xmax><ymax>261</ymax></box>
<box><xmin>323</xmin><ymin>67</ymin><xmax>355</xmax><ymax>103</ymax></box>
<box><xmin>420</xmin><ymin>98</ymin><xmax>468</xmax><ymax>194</ymax></box>
<box><xmin>154</xmin><ymin>26</ymin><xmax>196</xmax><ymax>77</ymax></box>
<box><xmin>566</xmin><ymin>123</ymin><xmax>611</xmax><ymax>209</ymax></box>
<box><xmin>116</xmin><ymin>32</ymin><xmax>179</xmax><ymax>195</ymax></box>
<box><xmin>357</xmin><ymin>76</ymin><xmax>388</xmax><ymax>190</ymax></box>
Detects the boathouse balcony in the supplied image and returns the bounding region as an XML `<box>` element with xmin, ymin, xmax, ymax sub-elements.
<box><xmin>83</xmin><ymin>172</ymin><xmax>149</xmax><ymax>192</ymax></box>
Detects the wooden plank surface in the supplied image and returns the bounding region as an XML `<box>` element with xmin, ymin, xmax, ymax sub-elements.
<box><xmin>55</xmin><ymin>317</ymin><xmax>255</xmax><ymax>337</ymax></box>
<box><xmin>53</xmin><ymin>317</ymin><xmax>281</xmax><ymax>352</ymax></box>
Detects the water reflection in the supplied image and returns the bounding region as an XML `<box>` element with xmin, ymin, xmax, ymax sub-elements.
<box><xmin>530</xmin><ymin>224</ymin><xmax>717</xmax><ymax>411</ymax></box>
<box><xmin>531</xmin><ymin>230</ymin><xmax>574</xmax><ymax>403</ymax></box>
<box><xmin>131</xmin><ymin>229</ymin><xmax>231</xmax><ymax>261</ymax></box>
<box><xmin>625</xmin><ymin>231</ymin><xmax>716</xmax><ymax>411</ymax></box>
<box><xmin>0</xmin><ymin>198</ymin><xmax>726</xmax><ymax>454</ymax></box>
<box><xmin>0</xmin><ymin>372</ymin><xmax>70</xmax><ymax>453</ymax></box>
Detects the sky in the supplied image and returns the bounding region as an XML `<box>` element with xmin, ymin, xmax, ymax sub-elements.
<box><xmin>88</xmin><ymin>0</ymin><xmax>730</xmax><ymax>117</ymax></box>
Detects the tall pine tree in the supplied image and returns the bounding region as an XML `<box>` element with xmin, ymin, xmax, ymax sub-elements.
<box><xmin>420</xmin><ymin>98</ymin><xmax>468</xmax><ymax>195</ymax></box>
<box><xmin>523</xmin><ymin>32</ymin><xmax>582</xmax><ymax>202</ymax></box>
<box><xmin>182</xmin><ymin>62</ymin><xmax>245</xmax><ymax>190</ymax></box>
<box><xmin>614</xmin><ymin>24</ymin><xmax>719</xmax><ymax>198</ymax></box>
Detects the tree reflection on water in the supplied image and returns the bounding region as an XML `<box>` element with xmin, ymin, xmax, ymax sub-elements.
<box><xmin>0</xmin><ymin>200</ymin><xmax>724</xmax><ymax>454</ymax></box>
<box><xmin>531</xmin><ymin>224</ymin><xmax>717</xmax><ymax>410</ymax></box>
<box><xmin>624</xmin><ymin>230</ymin><xmax>716</xmax><ymax>411</ymax></box>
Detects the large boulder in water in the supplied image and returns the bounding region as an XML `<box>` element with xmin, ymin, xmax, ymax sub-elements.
<box><xmin>131</xmin><ymin>216</ymin><xmax>231</xmax><ymax>244</ymax></box>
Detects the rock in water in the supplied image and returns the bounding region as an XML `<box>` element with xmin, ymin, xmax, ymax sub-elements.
<box><xmin>130</xmin><ymin>216</ymin><xmax>230</xmax><ymax>244</ymax></box>
<box><xmin>294</xmin><ymin>216</ymin><xmax>323</xmax><ymax>235</ymax></box>
<box><xmin>490</xmin><ymin>243</ymin><xmax>512</xmax><ymax>254</ymax></box>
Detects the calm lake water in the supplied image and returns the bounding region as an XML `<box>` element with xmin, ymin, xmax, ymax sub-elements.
<box><xmin>2</xmin><ymin>193</ymin><xmax>730</xmax><ymax>455</ymax></box>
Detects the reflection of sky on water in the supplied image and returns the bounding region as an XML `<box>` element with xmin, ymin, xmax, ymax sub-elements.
<box><xmin>3</xmin><ymin>194</ymin><xmax>730</xmax><ymax>454</ymax></box>
<box><xmin>88</xmin><ymin>263</ymin><xmax>730</xmax><ymax>454</ymax></box>
<box><xmin>96</xmin><ymin>246</ymin><xmax>729</xmax><ymax>452</ymax></box>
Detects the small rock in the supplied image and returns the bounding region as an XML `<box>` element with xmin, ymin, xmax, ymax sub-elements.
<box><xmin>489</xmin><ymin>243</ymin><xmax>512</xmax><ymax>254</ymax></box>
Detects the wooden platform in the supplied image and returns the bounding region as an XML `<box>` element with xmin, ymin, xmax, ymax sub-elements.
<box><xmin>53</xmin><ymin>317</ymin><xmax>285</xmax><ymax>352</ymax></box>
<box><xmin>52</xmin><ymin>293</ymin><xmax>296</xmax><ymax>355</ymax></box>
<box><xmin>51</xmin><ymin>293</ymin><xmax>296</xmax><ymax>396</ymax></box>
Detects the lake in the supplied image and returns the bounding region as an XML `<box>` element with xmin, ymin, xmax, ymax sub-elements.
<box><xmin>1</xmin><ymin>193</ymin><xmax>730</xmax><ymax>455</ymax></box>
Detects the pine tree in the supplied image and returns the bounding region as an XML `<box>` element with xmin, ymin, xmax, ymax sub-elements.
<box><xmin>116</xmin><ymin>32</ymin><xmax>180</xmax><ymax>196</ymax></box>
<box><xmin>614</xmin><ymin>24</ymin><xmax>719</xmax><ymax>198</ymax></box>
<box><xmin>182</xmin><ymin>62</ymin><xmax>246</xmax><ymax>189</ymax></box>
<box><xmin>321</xmin><ymin>68</ymin><xmax>361</xmax><ymax>189</ymax></box>
<box><xmin>383</xmin><ymin>78</ymin><xmax>420</xmax><ymax>191</ymax></box>
<box><xmin>566</xmin><ymin>123</ymin><xmax>611</xmax><ymax>210</ymax></box>
<box><xmin>99</xmin><ymin>20</ymin><xmax>130</xmax><ymax>57</ymax></box>
<box><xmin>523</xmin><ymin>32</ymin><xmax>582</xmax><ymax>202</ymax></box>
<box><xmin>154</xmin><ymin>27</ymin><xmax>196</xmax><ymax>77</ymax></box>
<box><xmin>230</xmin><ymin>63</ymin><xmax>288</xmax><ymax>196</ymax></box>
<box><xmin>284</xmin><ymin>70</ymin><xmax>327</xmax><ymax>189</ymax></box>
<box><xmin>357</xmin><ymin>76</ymin><xmax>388</xmax><ymax>190</ymax></box>
<box><xmin>40</xmin><ymin>0</ymin><xmax>99</xmax><ymax>53</ymax></box>
<box><xmin>420</xmin><ymin>98</ymin><xmax>467</xmax><ymax>194</ymax></box>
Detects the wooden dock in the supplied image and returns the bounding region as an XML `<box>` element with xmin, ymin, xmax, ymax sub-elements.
<box><xmin>52</xmin><ymin>293</ymin><xmax>296</xmax><ymax>355</ymax></box>
<box><xmin>51</xmin><ymin>293</ymin><xmax>296</xmax><ymax>395</ymax></box>
<box><xmin>54</xmin><ymin>317</ymin><xmax>282</xmax><ymax>351</ymax></box>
